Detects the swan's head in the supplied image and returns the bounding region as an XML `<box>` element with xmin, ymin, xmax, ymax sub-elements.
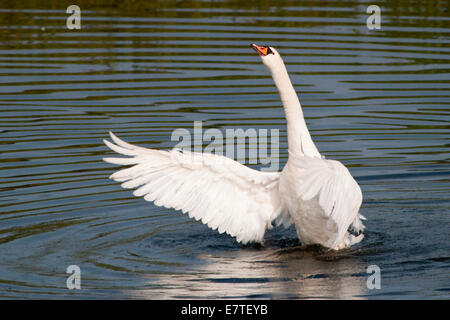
<box><xmin>250</xmin><ymin>43</ymin><xmax>283</xmax><ymax>70</ymax></box>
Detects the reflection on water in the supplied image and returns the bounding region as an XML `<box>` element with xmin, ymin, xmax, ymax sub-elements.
<box><xmin>0</xmin><ymin>0</ymin><xmax>449</xmax><ymax>299</ymax></box>
<box><xmin>133</xmin><ymin>247</ymin><xmax>367</xmax><ymax>299</ymax></box>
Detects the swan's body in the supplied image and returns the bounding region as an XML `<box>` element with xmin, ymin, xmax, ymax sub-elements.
<box><xmin>103</xmin><ymin>44</ymin><xmax>365</xmax><ymax>250</ymax></box>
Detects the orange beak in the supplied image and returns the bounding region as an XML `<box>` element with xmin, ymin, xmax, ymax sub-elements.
<box><xmin>251</xmin><ymin>43</ymin><xmax>271</xmax><ymax>56</ymax></box>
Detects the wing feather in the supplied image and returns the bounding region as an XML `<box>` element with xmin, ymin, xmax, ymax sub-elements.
<box><xmin>103</xmin><ymin>132</ymin><xmax>286</xmax><ymax>244</ymax></box>
<box><xmin>292</xmin><ymin>155</ymin><xmax>363</xmax><ymax>247</ymax></box>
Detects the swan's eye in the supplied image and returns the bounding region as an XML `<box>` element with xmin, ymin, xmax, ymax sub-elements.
<box><xmin>266</xmin><ymin>47</ymin><xmax>274</xmax><ymax>55</ymax></box>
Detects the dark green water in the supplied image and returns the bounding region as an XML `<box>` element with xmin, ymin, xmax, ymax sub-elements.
<box><xmin>0</xmin><ymin>0</ymin><xmax>449</xmax><ymax>299</ymax></box>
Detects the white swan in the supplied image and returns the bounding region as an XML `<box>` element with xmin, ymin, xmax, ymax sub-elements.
<box><xmin>103</xmin><ymin>44</ymin><xmax>365</xmax><ymax>250</ymax></box>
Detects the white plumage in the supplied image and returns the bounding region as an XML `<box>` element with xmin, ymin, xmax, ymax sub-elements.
<box><xmin>104</xmin><ymin>132</ymin><xmax>285</xmax><ymax>244</ymax></box>
<box><xmin>103</xmin><ymin>44</ymin><xmax>365</xmax><ymax>250</ymax></box>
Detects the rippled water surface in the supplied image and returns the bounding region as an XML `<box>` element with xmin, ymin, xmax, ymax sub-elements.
<box><xmin>0</xmin><ymin>0</ymin><xmax>449</xmax><ymax>299</ymax></box>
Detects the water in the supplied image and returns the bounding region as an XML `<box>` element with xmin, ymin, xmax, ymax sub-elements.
<box><xmin>0</xmin><ymin>0</ymin><xmax>449</xmax><ymax>299</ymax></box>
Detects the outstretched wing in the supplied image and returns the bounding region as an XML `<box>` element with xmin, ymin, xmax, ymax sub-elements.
<box><xmin>292</xmin><ymin>155</ymin><xmax>363</xmax><ymax>248</ymax></box>
<box><xmin>103</xmin><ymin>132</ymin><xmax>286</xmax><ymax>244</ymax></box>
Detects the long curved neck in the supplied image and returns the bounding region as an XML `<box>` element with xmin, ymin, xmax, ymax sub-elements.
<box><xmin>269</xmin><ymin>60</ymin><xmax>321</xmax><ymax>158</ymax></box>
